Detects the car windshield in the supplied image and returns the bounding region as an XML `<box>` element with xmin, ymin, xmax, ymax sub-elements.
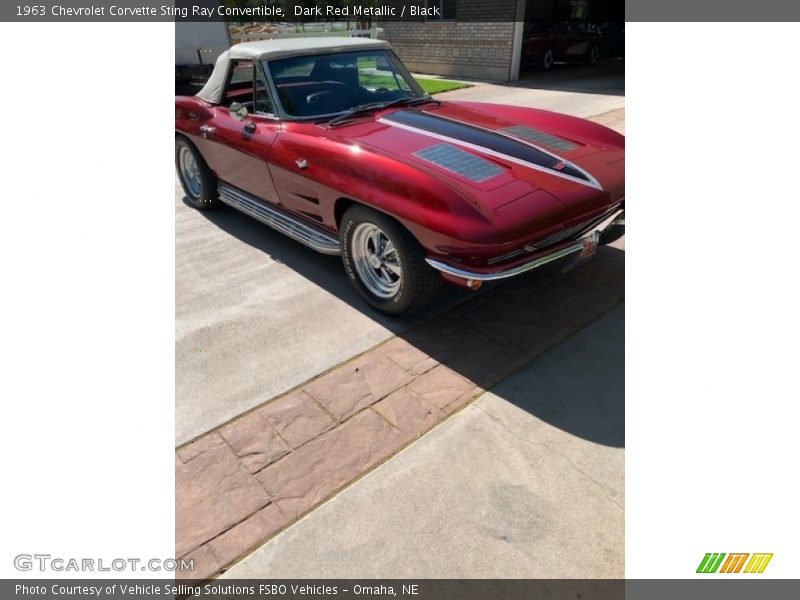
<box><xmin>265</xmin><ymin>49</ymin><xmax>427</xmax><ymax>119</ymax></box>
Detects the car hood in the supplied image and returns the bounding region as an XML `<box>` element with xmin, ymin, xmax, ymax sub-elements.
<box><xmin>336</xmin><ymin>101</ymin><xmax>625</xmax><ymax>221</ymax></box>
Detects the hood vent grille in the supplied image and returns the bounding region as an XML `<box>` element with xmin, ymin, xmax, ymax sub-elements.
<box><xmin>501</xmin><ymin>126</ymin><xmax>579</xmax><ymax>153</ymax></box>
<box><xmin>381</xmin><ymin>110</ymin><xmax>599</xmax><ymax>189</ymax></box>
<box><xmin>413</xmin><ymin>143</ymin><xmax>503</xmax><ymax>183</ymax></box>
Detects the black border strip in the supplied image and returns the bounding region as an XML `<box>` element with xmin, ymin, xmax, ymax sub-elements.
<box><xmin>3</xmin><ymin>1</ymin><xmax>799</xmax><ymax>23</ymax></box>
<box><xmin>3</xmin><ymin>579</ymin><xmax>800</xmax><ymax>600</ymax></box>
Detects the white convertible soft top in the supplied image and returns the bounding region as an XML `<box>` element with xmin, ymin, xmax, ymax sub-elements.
<box><xmin>196</xmin><ymin>37</ymin><xmax>391</xmax><ymax>105</ymax></box>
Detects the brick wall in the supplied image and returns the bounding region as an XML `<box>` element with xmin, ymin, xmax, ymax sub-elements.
<box><xmin>381</xmin><ymin>1</ymin><xmax>520</xmax><ymax>82</ymax></box>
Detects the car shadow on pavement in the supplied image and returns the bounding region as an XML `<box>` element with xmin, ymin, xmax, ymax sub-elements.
<box><xmin>185</xmin><ymin>196</ymin><xmax>481</xmax><ymax>330</ymax></box>
<box><xmin>188</xmin><ymin>197</ymin><xmax>625</xmax><ymax>447</ymax></box>
<box><xmin>488</xmin><ymin>303</ymin><xmax>624</xmax><ymax>448</ymax></box>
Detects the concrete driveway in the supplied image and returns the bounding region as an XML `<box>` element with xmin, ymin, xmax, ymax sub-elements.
<box><xmin>176</xmin><ymin>76</ymin><xmax>624</xmax><ymax>446</ymax></box>
<box><xmin>438</xmin><ymin>58</ymin><xmax>624</xmax><ymax>127</ymax></box>
<box><xmin>222</xmin><ymin>305</ymin><xmax>624</xmax><ymax>578</ymax></box>
<box><xmin>175</xmin><ymin>185</ymin><xmax>471</xmax><ymax>445</ymax></box>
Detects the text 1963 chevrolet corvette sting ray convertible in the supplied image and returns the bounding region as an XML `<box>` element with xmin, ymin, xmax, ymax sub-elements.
<box><xmin>175</xmin><ymin>37</ymin><xmax>624</xmax><ymax>315</ymax></box>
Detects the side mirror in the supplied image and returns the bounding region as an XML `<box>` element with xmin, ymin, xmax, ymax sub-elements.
<box><xmin>229</xmin><ymin>102</ymin><xmax>248</xmax><ymax>121</ymax></box>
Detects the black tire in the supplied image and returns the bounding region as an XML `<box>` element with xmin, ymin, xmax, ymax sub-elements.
<box><xmin>585</xmin><ymin>45</ymin><xmax>601</xmax><ymax>66</ymax></box>
<box><xmin>340</xmin><ymin>205</ymin><xmax>441</xmax><ymax>315</ymax></box>
<box><xmin>175</xmin><ymin>135</ymin><xmax>219</xmax><ymax>210</ymax></box>
<box><xmin>600</xmin><ymin>223</ymin><xmax>625</xmax><ymax>246</ymax></box>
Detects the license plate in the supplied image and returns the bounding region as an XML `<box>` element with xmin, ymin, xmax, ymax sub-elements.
<box><xmin>561</xmin><ymin>232</ymin><xmax>599</xmax><ymax>273</ymax></box>
<box><xmin>577</xmin><ymin>232</ymin><xmax>600</xmax><ymax>260</ymax></box>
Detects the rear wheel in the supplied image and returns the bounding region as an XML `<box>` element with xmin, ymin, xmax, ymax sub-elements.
<box><xmin>585</xmin><ymin>45</ymin><xmax>601</xmax><ymax>66</ymax></box>
<box><xmin>175</xmin><ymin>136</ymin><xmax>219</xmax><ymax>210</ymax></box>
<box><xmin>340</xmin><ymin>206</ymin><xmax>441</xmax><ymax>315</ymax></box>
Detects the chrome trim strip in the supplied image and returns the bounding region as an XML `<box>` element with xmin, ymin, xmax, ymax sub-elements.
<box><xmin>378</xmin><ymin>115</ymin><xmax>603</xmax><ymax>191</ymax></box>
<box><xmin>217</xmin><ymin>183</ymin><xmax>341</xmax><ymax>256</ymax></box>
<box><xmin>580</xmin><ymin>207</ymin><xmax>623</xmax><ymax>238</ymax></box>
<box><xmin>426</xmin><ymin>208</ymin><xmax>623</xmax><ymax>282</ymax></box>
<box><xmin>427</xmin><ymin>243</ymin><xmax>584</xmax><ymax>282</ymax></box>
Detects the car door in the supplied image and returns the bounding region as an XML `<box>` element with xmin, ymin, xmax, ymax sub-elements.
<box><xmin>268</xmin><ymin>54</ymin><xmax>368</xmax><ymax>225</ymax></box>
<box><xmin>554</xmin><ymin>22</ymin><xmax>575</xmax><ymax>61</ymax></box>
<box><xmin>564</xmin><ymin>22</ymin><xmax>590</xmax><ymax>61</ymax></box>
<box><xmin>195</xmin><ymin>59</ymin><xmax>282</xmax><ymax>205</ymax></box>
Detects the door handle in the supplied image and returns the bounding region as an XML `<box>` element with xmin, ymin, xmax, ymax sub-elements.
<box><xmin>242</xmin><ymin>122</ymin><xmax>257</xmax><ymax>135</ymax></box>
<box><xmin>199</xmin><ymin>124</ymin><xmax>215</xmax><ymax>138</ymax></box>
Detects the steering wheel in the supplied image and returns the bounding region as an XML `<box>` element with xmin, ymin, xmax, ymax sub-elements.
<box><xmin>306</xmin><ymin>90</ymin><xmax>346</xmax><ymax>111</ymax></box>
<box><xmin>368</xmin><ymin>87</ymin><xmax>395</xmax><ymax>101</ymax></box>
<box><xmin>307</xmin><ymin>90</ymin><xmax>333</xmax><ymax>104</ymax></box>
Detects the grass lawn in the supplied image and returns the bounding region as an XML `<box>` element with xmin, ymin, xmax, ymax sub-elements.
<box><xmin>416</xmin><ymin>78</ymin><xmax>472</xmax><ymax>95</ymax></box>
<box><xmin>359</xmin><ymin>71</ymin><xmax>471</xmax><ymax>95</ymax></box>
<box><xmin>356</xmin><ymin>56</ymin><xmax>470</xmax><ymax>94</ymax></box>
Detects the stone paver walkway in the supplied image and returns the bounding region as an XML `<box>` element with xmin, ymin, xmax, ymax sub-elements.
<box><xmin>222</xmin><ymin>305</ymin><xmax>624</xmax><ymax>578</ymax></box>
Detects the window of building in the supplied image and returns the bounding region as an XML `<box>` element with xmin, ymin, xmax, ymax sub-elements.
<box><xmin>426</xmin><ymin>0</ymin><xmax>458</xmax><ymax>21</ymax></box>
<box><xmin>556</xmin><ymin>0</ymin><xmax>589</xmax><ymax>20</ymax></box>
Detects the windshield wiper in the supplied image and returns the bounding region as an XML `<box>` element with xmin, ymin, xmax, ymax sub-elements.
<box><xmin>327</xmin><ymin>97</ymin><xmax>441</xmax><ymax>127</ymax></box>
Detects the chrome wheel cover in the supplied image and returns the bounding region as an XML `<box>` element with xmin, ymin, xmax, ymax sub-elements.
<box><xmin>179</xmin><ymin>146</ymin><xmax>202</xmax><ymax>198</ymax></box>
<box><xmin>351</xmin><ymin>223</ymin><xmax>402</xmax><ymax>299</ymax></box>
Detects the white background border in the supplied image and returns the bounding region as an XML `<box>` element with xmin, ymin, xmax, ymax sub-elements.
<box><xmin>626</xmin><ymin>23</ymin><xmax>800</xmax><ymax>577</ymax></box>
<box><xmin>0</xmin><ymin>23</ymin><xmax>174</xmax><ymax>578</ymax></box>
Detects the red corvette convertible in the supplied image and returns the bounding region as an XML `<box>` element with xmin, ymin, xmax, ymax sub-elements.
<box><xmin>175</xmin><ymin>38</ymin><xmax>624</xmax><ymax>315</ymax></box>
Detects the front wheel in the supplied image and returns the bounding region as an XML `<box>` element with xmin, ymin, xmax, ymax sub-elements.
<box><xmin>340</xmin><ymin>206</ymin><xmax>441</xmax><ymax>315</ymax></box>
<box><xmin>585</xmin><ymin>45</ymin><xmax>601</xmax><ymax>66</ymax></box>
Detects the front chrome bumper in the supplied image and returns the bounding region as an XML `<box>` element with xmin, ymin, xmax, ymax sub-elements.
<box><xmin>425</xmin><ymin>208</ymin><xmax>624</xmax><ymax>282</ymax></box>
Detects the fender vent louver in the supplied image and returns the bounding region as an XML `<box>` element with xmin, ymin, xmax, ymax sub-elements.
<box><xmin>413</xmin><ymin>143</ymin><xmax>503</xmax><ymax>183</ymax></box>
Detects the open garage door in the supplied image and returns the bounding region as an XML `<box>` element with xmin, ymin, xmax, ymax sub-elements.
<box><xmin>518</xmin><ymin>0</ymin><xmax>624</xmax><ymax>89</ymax></box>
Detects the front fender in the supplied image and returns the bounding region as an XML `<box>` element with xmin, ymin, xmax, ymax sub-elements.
<box><xmin>268</xmin><ymin>132</ymin><xmax>503</xmax><ymax>248</ymax></box>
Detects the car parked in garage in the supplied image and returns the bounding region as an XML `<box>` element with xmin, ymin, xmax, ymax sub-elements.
<box><xmin>521</xmin><ymin>21</ymin><xmax>603</xmax><ymax>70</ymax></box>
<box><xmin>175</xmin><ymin>37</ymin><xmax>624</xmax><ymax>315</ymax></box>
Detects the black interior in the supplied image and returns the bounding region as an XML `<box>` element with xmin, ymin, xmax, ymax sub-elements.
<box><xmin>271</xmin><ymin>54</ymin><xmax>408</xmax><ymax>117</ymax></box>
<box><xmin>222</xmin><ymin>81</ymin><xmax>273</xmax><ymax>115</ymax></box>
<box><xmin>275</xmin><ymin>81</ymin><xmax>358</xmax><ymax>116</ymax></box>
